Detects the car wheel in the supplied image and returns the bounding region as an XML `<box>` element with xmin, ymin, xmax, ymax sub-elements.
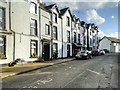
<box><xmin>85</xmin><ymin>56</ymin><xmax>88</xmax><ymax>60</ymax></box>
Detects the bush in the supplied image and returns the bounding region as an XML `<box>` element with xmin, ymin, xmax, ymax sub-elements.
<box><xmin>0</xmin><ymin>52</ymin><xmax>5</xmax><ymax>59</ymax></box>
<box><xmin>32</xmin><ymin>52</ymin><xmax>37</xmax><ymax>58</ymax></box>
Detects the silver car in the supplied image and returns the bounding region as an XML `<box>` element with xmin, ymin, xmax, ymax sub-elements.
<box><xmin>75</xmin><ymin>50</ymin><xmax>92</xmax><ymax>60</ymax></box>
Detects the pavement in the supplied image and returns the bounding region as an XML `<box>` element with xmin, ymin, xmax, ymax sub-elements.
<box><xmin>1</xmin><ymin>58</ymin><xmax>75</xmax><ymax>79</ymax></box>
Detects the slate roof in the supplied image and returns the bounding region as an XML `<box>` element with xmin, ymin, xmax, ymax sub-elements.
<box><xmin>60</xmin><ymin>7</ymin><xmax>69</xmax><ymax>16</ymax></box>
<box><xmin>60</xmin><ymin>7</ymin><xmax>73</xmax><ymax>18</ymax></box>
<box><xmin>106</xmin><ymin>37</ymin><xmax>120</xmax><ymax>43</ymax></box>
<box><xmin>45</xmin><ymin>3</ymin><xmax>56</xmax><ymax>10</ymax></box>
<box><xmin>101</xmin><ymin>36</ymin><xmax>120</xmax><ymax>43</ymax></box>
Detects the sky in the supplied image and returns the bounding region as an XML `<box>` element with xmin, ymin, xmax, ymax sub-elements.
<box><xmin>42</xmin><ymin>0</ymin><xmax>119</xmax><ymax>39</ymax></box>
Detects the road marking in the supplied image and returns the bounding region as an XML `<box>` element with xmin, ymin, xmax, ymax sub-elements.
<box><xmin>87</xmin><ymin>69</ymin><xmax>101</xmax><ymax>75</ymax></box>
<box><xmin>40</xmin><ymin>78</ymin><xmax>53</xmax><ymax>84</ymax></box>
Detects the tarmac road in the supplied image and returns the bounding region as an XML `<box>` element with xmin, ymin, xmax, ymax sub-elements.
<box><xmin>2</xmin><ymin>53</ymin><xmax>118</xmax><ymax>88</ymax></box>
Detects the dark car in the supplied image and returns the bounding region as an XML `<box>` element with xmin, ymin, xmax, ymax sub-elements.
<box><xmin>92</xmin><ymin>49</ymin><xmax>101</xmax><ymax>56</ymax></box>
<box><xmin>103</xmin><ymin>49</ymin><xmax>109</xmax><ymax>53</ymax></box>
<box><xmin>75</xmin><ymin>50</ymin><xmax>92</xmax><ymax>60</ymax></box>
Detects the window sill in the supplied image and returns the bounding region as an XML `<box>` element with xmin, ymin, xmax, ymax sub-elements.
<box><xmin>0</xmin><ymin>57</ymin><xmax>7</xmax><ymax>60</ymax></box>
<box><xmin>45</xmin><ymin>34</ymin><xmax>50</xmax><ymax>36</ymax></box>
<box><xmin>30</xmin><ymin>35</ymin><xmax>38</xmax><ymax>37</ymax></box>
<box><xmin>29</xmin><ymin>12</ymin><xmax>38</xmax><ymax>16</ymax></box>
<box><xmin>29</xmin><ymin>57</ymin><xmax>38</xmax><ymax>58</ymax></box>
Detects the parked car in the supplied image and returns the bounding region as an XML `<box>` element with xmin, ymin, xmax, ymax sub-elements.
<box><xmin>103</xmin><ymin>49</ymin><xmax>109</xmax><ymax>53</ymax></box>
<box><xmin>92</xmin><ymin>49</ymin><xmax>101</xmax><ymax>56</ymax></box>
<box><xmin>99</xmin><ymin>49</ymin><xmax>105</xmax><ymax>55</ymax></box>
<box><xmin>75</xmin><ymin>50</ymin><xmax>92</xmax><ymax>60</ymax></box>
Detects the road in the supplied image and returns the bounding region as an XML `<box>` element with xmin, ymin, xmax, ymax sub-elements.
<box><xmin>2</xmin><ymin>53</ymin><xmax>118</xmax><ymax>88</ymax></box>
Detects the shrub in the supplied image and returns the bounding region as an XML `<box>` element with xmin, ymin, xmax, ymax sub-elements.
<box><xmin>0</xmin><ymin>52</ymin><xmax>5</xmax><ymax>59</ymax></box>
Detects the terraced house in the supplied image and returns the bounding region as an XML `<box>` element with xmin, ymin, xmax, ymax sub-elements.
<box><xmin>0</xmin><ymin>0</ymin><xmax>99</xmax><ymax>64</ymax></box>
<box><xmin>0</xmin><ymin>0</ymin><xmax>41</xmax><ymax>64</ymax></box>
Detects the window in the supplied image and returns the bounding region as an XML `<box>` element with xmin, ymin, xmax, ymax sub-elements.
<box><xmin>30</xmin><ymin>2</ymin><xmax>37</xmax><ymax>14</ymax></box>
<box><xmin>74</xmin><ymin>32</ymin><xmax>76</xmax><ymax>43</ymax></box>
<box><xmin>66</xmin><ymin>16</ymin><xmax>70</xmax><ymax>26</ymax></box>
<box><xmin>45</xmin><ymin>24</ymin><xmax>50</xmax><ymax>35</ymax></box>
<box><xmin>30</xmin><ymin>19</ymin><xmax>37</xmax><ymax>36</ymax></box>
<box><xmin>90</xmin><ymin>31</ymin><xmax>91</xmax><ymax>35</ymax></box>
<box><xmin>53</xmin><ymin>43</ymin><xmax>58</xmax><ymax>53</ymax></box>
<box><xmin>67</xmin><ymin>31</ymin><xmax>70</xmax><ymax>43</ymax></box>
<box><xmin>0</xmin><ymin>35</ymin><xmax>6</xmax><ymax>59</ymax></box>
<box><xmin>78</xmin><ymin>34</ymin><xmax>80</xmax><ymax>43</ymax></box>
<box><xmin>93</xmin><ymin>38</ymin><xmax>95</xmax><ymax>44</ymax></box>
<box><xmin>53</xmin><ymin>26</ymin><xmax>57</xmax><ymax>40</ymax></box>
<box><xmin>53</xmin><ymin>13</ymin><xmax>57</xmax><ymax>23</ymax></box>
<box><xmin>83</xmin><ymin>36</ymin><xmax>86</xmax><ymax>45</ymax></box>
<box><xmin>30</xmin><ymin>40</ymin><xmax>38</xmax><ymax>57</ymax></box>
<box><xmin>0</xmin><ymin>7</ymin><xmax>5</xmax><ymax>30</ymax></box>
<box><xmin>74</xmin><ymin>23</ymin><xmax>76</xmax><ymax>28</ymax></box>
<box><xmin>90</xmin><ymin>38</ymin><xmax>92</xmax><ymax>46</ymax></box>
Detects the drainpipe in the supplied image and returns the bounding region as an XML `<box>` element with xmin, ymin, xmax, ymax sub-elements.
<box><xmin>9</xmin><ymin>0</ymin><xmax>15</xmax><ymax>61</ymax></box>
<box><xmin>51</xmin><ymin>11</ymin><xmax>53</xmax><ymax>60</ymax></box>
<box><xmin>87</xmin><ymin>27</ymin><xmax>89</xmax><ymax>50</ymax></box>
<box><xmin>39</xmin><ymin>5</ymin><xmax>41</xmax><ymax>57</ymax></box>
<box><xmin>61</xmin><ymin>17</ymin><xmax>63</xmax><ymax>58</ymax></box>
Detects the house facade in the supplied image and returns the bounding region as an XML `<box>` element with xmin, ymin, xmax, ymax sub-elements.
<box><xmin>40</xmin><ymin>3</ymin><xmax>62</xmax><ymax>60</ymax></box>
<box><xmin>0</xmin><ymin>1</ymin><xmax>100</xmax><ymax>64</ymax></box>
<box><xmin>86</xmin><ymin>23</ymin><xmax>99</xmax><ymax>51</ymax></box>
<box><xmin>0</xmin><ymin>1</ymin><xmax>13</xmax><ymax>64</ymax></box>
<box><xmin>60</xmin><ymin>7</ymin><xmax>72</xmax><ymax>58</ymax></box>
<box><xmin>0</xmin><ymin>0</ymin><xmax>41</xmax><ymax>64</ymax></box>
<box><xmin>99</xmin><ymin>36</ymin><xmax>120</xmax><ymax>53</ymax></box>
<box><xmin>71</xmin><ymin>15</ymin><xmax>81</xmax><ymax>56</ymax></box>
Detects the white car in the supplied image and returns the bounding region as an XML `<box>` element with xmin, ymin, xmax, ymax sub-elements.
<box><xmin>75</xmin><ymin>50</ymin><xmax>92</xmax><ymax>60</ymax></box>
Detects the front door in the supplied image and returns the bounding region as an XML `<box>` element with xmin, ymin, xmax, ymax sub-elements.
<box><xmin>43</xmin><ymin>44</ymin><xmax>50</xmax><ymax>61</ymax></box>
<box><xmin>67</xmin><ymin>45</ymin><xmax>70</xmax><ymax>57</ymax></box>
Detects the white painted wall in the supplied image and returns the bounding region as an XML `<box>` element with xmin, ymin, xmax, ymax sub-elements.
<box><xmin>11</xmin><ymin>1</ymin><xmax>40</xmax><ymax>61</ymax></box>
<box><xmin>61</xmin><ymin>10</ymin><xmax>72</xmax><ymax>57</ymax></box>
<box><xmin>99</xmin><ymin>38</ymin><xmax>111</xmax><ymax>51</ymax></box>
<box><xmin>0</xmin><ymin>2</ymin><xmax>14</xmax><ymax>64</ymax></box>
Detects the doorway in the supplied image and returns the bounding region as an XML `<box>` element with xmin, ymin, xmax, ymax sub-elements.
<box><xmin>43</xmin><ymin>43</ymin><xmax>50</xmax><ymax>61</ymax></box>
<box><xmin>67</xmin><ymin>44</ymin><xmax>70</xmax><ymax>57</ymax></box>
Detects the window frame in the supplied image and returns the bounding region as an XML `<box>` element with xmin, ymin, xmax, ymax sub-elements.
<box><xmin>53</xmin><ymin>26</ymin><xmax>57</xmax><ymax>40</ymax></box>
<box><xmin>78</xmin><ymin>34</ymin><xmax>80</xmax><ymax>43</ymax></box>
<box><xmin>30</xmin><ymin>40</ymin><xmax>38</xmax><ymax>58</ymax></box>
<box><xmin>53</xmin><ymin>13</ymin><xmax>57</xmax><ymax>23</ymax></box>
<box><xmin>53</xmin><ymin>43</ymin><xmax>58</xmax><ymax>53</ymax></box>
<box><xmin>45</xmin><ymin>24</ymin><xmax>50</xmax><ymax>35</ymax></box>
<box><xmin>66</xmin><ymin>16</ymin><xmax>70</xmax><ymax>26</ymax></box>
<box><xmin>0</xmin><ymin>35</ymin><xmax>6</xmax><ymax>59</ymax></box>
<box><xmin>67</xmin><ymin>31</ymin><xmax>70</xmax><ymax>43</ymax></box>
<box><xmin>30</xmin><ymin>2</ymin><xmax>37</xmax><ymax>14</ymax></box>
<box><xmin>30</xmin><ymin>18</ymin><xmax>37</xmax><ymax>36</ymax></box>
<box><xmin>0</xmin><ymin>7</ymin><xmax>5</xmax><ymax>30</ymax></box>
<box><xmin>74</xmin><ymin>32</ymin><xmax>76</xmax><ymax>43</ymax></box>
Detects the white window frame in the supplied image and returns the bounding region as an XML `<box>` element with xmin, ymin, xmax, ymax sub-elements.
<box><xmin>30</xmin><ymin>1</ymin><xmax>37</xmax><ymax>14</ymax></box>
<box><xmin>0</xmin><ymin>7</ymin><xmax>5</xmax><ymax>30</ymax></box>
<box><xmin>53</xmin><ymin>26</ymin><xmax>57</xmax><ymax>40</ymax></box>
<box><xmin>30</xmin><ymin>18</ymin><xmax>37</xmax><ymax>36</ymax></box>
